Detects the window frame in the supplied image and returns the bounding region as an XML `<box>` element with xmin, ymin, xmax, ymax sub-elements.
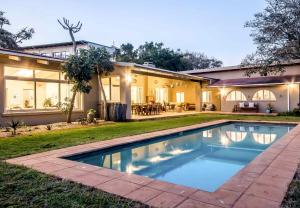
<box><xmin>3</xmin><ymin>65</ymin><xmax>83</xmax><ymax>112</ymax></box>
<box><xmin>202</xmin><ymin>91</ymin><xmax>212</xmax><ymax>103</ymax></box>
<box><xmin>225</xmin><ymin>90</ymin><xmax>247</xmax><ymax>101</ymax></box>
<box><xmin>252</xmin><ymin>90</ymin><xmax>276</xmax><ymax>101</ymax></box>
<box><xmin>176</xmin><ymin>92</ymin><xmax>185</xmax><ymax>103</ymax></box>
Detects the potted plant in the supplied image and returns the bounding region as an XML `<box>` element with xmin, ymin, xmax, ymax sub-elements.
<box><xmin>87</xmin><ymin>109</ymin><xmax>96</xmax><ymax>123</ymax></box>
<box><xmin>43</xmin><ymin>98</ymin><xmax>52</xmax><ymax>108</ymax></box>
<box><xmin>266</xmin><ymin>103</ymin><xmax>273</xmax><ymax>113</ymax></box>
<box><xmin>176</xmin><ymin>103</ymin><xmax>183</xmax><ymax>113</ymax></box>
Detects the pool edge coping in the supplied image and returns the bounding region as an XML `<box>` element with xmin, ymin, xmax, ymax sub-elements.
<box><xmin>6</xmin><ymin>119</ymin><xmax>300</xmax><ymax>208</ymax></box>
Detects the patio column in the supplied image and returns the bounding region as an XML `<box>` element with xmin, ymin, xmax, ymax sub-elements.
<box><xmin>195</xmin><ymin>82</ymin><xmax>202</xmax><ymax>112</ymax></box>
<box><xmin>120</xmin><ymin>68</ymin><xmax>132</xmax><ymax>119</ymax></box>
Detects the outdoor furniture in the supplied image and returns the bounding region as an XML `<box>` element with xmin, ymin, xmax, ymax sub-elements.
<box><xmin>234</xmin><ymin>102</ymin><xmax>259</xmax><ymax>113</ymax></box>
<box><xmin>205</xmin><ymin>103</ymin><xmax>216</xmax><ymax>111</ymax></box>
<box><xmin>185</xmin><ymin>103</ymin><xmax>196</xmax><ymax>111</ymax></box>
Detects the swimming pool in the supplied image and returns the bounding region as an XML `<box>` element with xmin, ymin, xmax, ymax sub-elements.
<box><xmin>66</xmin><ymin>122</ymin><xmax>295</xmax><ymax>192</ymax></box>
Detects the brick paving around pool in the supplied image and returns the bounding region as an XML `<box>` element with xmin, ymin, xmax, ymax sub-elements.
<box><xmin>6</xmin><ymin>120</ymin><xmax>300</xmax><ymax>208</ymax></box>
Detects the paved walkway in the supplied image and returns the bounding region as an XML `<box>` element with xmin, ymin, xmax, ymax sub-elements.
<box><xmin>6</xmin><ymin>120</ymin><xmax>300</xmax><ymax>208</ymax></box>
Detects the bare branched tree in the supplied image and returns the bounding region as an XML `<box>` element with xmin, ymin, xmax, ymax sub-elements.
<box><xmin>57</xmin><ymin>17</ymin><xmax>84</xmax><ymax>123</ymax></box>
<box><xmin>58</xmin><ymin>17</ymin><xmax>82</xmax><ymax>54</ymax></box>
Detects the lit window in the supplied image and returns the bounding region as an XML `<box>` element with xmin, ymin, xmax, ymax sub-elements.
<box><xmin>252</xmin><ymin>90</ymin><xmax>276</xmax><ymax>101</ymax></box>
<box><xmin>176</xmin><ymin>92</ymin><xmax>184</xmax><ymax>103</ymax></box>
<box><xmin>4</xmin><ymin>66</ymin><xmax>33</xmax><ymax>78</ymax></box>
<box><xmin>156</xmin><ymin>88</ymin><xmax>168</xmax><ymax>103</ymax></box>
<box><xmin>36</xmin><ymin>82</ymin><xmax>59</xmax><ymax>109</ymax></box>
<box><xmin>202</xmin><ymin>91</ymin><xmax>212</xmax><ymax>103</ymax></box>
<box><xmin>226</xmin><ymin>91</ymin><xmax>246</xmax><ymax>101</ymax></box>
<box><xmin>111</xmin><ymin>76</ymin><xmax>120</xmax><ymax>102</ymax></box>
<box><xmin>5</xmin><ymin>80</ymin><xmax>35</xmax><ymax>110</ymax></box>
<box><xmin>61</xmin><ymin>83</ymin><xmax>81</xmax><ymax>109</ymax></box>
<box><xmin>131</xmin><ymin>86</ymin><xmax>143</xmax><ymax>104</ymax></box>
<box><xmin>4</xmin><ymin>66</ymin><xmax>82</xmax><ymax>112</ymax></box>
<box><xmin>35</xmin><ymin>70</ymin><xmax>59</xmax><ymax>80</ymax></box>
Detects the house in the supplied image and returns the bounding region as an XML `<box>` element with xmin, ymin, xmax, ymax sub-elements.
<box><xmin>22</xmin><ymin>40</ymin><xmax>117</xmax><ymax>59</ymax></box>
<box><xmin>183</xmin><ymin>61</ymin><xmax>300</xmax><ymax>113</ymax></box>
<box><xmin>0</xmin><ymin>48</ymin><xmax>205</xmax><ymax>125</ymax></box>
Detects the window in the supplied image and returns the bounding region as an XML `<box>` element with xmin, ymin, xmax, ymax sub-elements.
<box><xmin>252</xmin><ymin>90</ymin><xmax>276</xmax><ymax>101</ymax></box>
<box><xmin>53</xmin><ymin>52</ymin><xmax>61</xmax><ymax>58</ymax></box>
<box><xmin>36</xmin><ymin>82</ymin><xmax>59</xmax><ymax>109</ymax></box>
<box><xmin>101</xmin><ymin>76</ymin><xmax>121</xmax><ymax>102</ymax></box>
<box><xmin>202</xmin><ymin>91</ymin><xmax>212</xmax><ymax>103</ymax></box>
<box><xmin>4</xmin><ymin>66</ymin><xmax>82</xmax><ymax>111</ymax></box>
<box><xmin>156</xmin><ymin>88</ymin><xmax>168</xmax><ymax>103</ymax></box>
<box><xmin>131</xmin><ymin>86</ymin><xmax>143</xmax><ymax>104</ymax></box>
<box><xmin>5</xmin><ymin>80</ymin><xmax>34</xmax><ymax>110</ymax></box>
<box><xmin>61</xmin><ymin>51</ymin><xmax>69</xmax><ymax>59</ymax></box>
<box><xmin>176</xmin><ymin>92</ymin><xmax>184</xmax><ymax>103</ymax></box>
<box><xmin>226</xmin><ymin>90</ymin><xmax>246</xmax><ymax>101</ymax></box>
<box><xmin>61</xmin><ymin>83</ymin><xmax>81</xmax><ymax>109</ymax></box>
<box><xmin>35</xmin><ymin>70</ymin><xmax>59</xmax><ymax>80</ymax></box>
<box><xmin>4</xmin><ymin>66</ymin><xmax>33</xmax><ymax>78</ymax></box>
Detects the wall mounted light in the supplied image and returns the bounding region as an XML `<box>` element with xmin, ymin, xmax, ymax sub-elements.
<box><xmin>125</xmin><ymin>74</ymin><xmax>132</xmax><ymax>83</ymax></box>
<box><xmin>37</xmin><ymin>59</ymin><xmax>49</xmax><ymax>65</ymax></box>
<box><xmin>8</xmin><ymin>55</ymin><xmax>21</xmax><ymax>61</ymax></box>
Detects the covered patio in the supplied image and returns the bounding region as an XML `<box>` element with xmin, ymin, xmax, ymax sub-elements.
<box><xmin>101</xmin><ymin>63</ymin><xmax>207</xmax><ymax>120</ymax></box>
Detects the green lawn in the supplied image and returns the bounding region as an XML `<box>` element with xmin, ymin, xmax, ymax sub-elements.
<box><xmin>1</xmin><ymin>113</ymin><xmax>300</xmax><ymax>207</ymax></box>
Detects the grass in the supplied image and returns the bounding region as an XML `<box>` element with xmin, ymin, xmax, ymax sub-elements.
<box><xmin>1</xmin><ymin>113</ymin><xmax>300</xmax><ymax>207</ymax></box>
<box><xmin>282</xmin><ymin>166</ymin><xmax>300</xmax><ymax>208</ymax></box>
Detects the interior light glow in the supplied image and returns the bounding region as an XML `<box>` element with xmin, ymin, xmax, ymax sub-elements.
<box><xmin>16</xmin><ymin>69</ymin><xmax>32</xmax><ymax>77</ymax></box>
<box><xmin>125</xmin><ymin>74</ymin><xmax>132</xmax><ymax>83</ymax></box>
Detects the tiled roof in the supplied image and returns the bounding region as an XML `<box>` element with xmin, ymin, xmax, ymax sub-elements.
<box><xmin>209</xmin><ymin>75</ymin><xmax>300</xmax><ymax>87</ymax></box>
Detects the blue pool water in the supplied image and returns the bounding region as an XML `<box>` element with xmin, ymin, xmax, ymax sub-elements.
<box><xmin>66</xmin><ymin>122</ymin><xmax>295</xmax><ymax>192</ymax></box>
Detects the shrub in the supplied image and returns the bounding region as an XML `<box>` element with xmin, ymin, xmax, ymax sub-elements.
<box><xmin>46</xmin><ymin>124</ymin><xmax>52</xmax><ymax>131</ymax></box>
<box><xmin>7</xmin><ymin>120</ymin><xmax>23</xmax><ymax>136</ymax></box>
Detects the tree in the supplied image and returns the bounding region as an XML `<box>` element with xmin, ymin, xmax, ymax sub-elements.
<box><xmin>0</xmin><ymin>11</ymin><xmax>34</xmax><ymax>49</ymax></box>
<box><xmin>115</xmin><ymin>43</ymin><xmax>137</xmax><ymax>62</ymax></box>
<box><xmin>88</xmin><ymin>47</ymin><xmax>114</xmax><ymax>121</ymax></box>
<box><xmin>58</xmin><ymin>17</ymin><xmax>82</xmax><ymax>54</ymax></box>
<box><xmin>115</xmin><ymin>41</ymin><xmax>222</xmax><ymax>71</ymax></box>
<box><xmin>183</xmin><ymin>52</ymin><xmax>223</xmax><ymax>69</ymax></box>
<box><xmin>62</xmin><ymin>49</ymin><xmax>93</xmax><ymax>123</ymax></box>
<box><xmin>242</xmin><ymin>0</ymin><xmax>300</xmax><ymax>76</ymax></box>
<box><xmin>58</xmin><ymin>17</ymin><xmax>87</xmax><ymax>123</ymax></box>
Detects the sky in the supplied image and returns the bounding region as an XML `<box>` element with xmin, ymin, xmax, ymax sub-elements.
<box><xmin>2</xmin><ymin>0</ymin><xmax>267</xmax><ymax>66</ymax></box>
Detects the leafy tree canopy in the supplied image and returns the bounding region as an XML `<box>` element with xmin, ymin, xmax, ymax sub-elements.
<box><xmin>242</xmin><ymin>0</ymin><xmax>300</xmax><ymax>76</ymax></box>
<box><xmin>62</xmin><ymin>49</ymin><xmax>93</xmax><ymax>94</ymax></box>
<box><xmin>0</xmin><ymin>11</ymin><xmax>34</xmax><ymax>49</ymax></box>
<box><xmin>116</xmin><ymin>42</ymin><xmax>222</xmax><ymax>71</ymax></box>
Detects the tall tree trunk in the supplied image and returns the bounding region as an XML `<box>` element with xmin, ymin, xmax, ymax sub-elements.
<box><xmin>97</xmin><ymin>69</ymin><xmax>108</xmax><ymax>121</ymax></box>
<box><xmin>69</xmin><ymin>29</ymin><xmax>77</xmax><ymax>55</ymax></box>
<box><xmin>67</xmin><ymin>90</ymin><xmax>77</xmax><ymax>123</ymax></box>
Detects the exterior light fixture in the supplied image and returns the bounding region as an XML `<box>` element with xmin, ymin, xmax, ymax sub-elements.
<box><xmin>37</xmin><ymin>59</ymin><xmax>49</xmax><ymax>65</ymax></box>
<box><xmin>220</xmin><ymin>88</ymin><xmax>226</xmax><ymax>96</ymax></box>
<box><xmin>125</xmin><ymin>74</ymin><xmax>132</xmax><ymax>83</ymax></box>
<box><xmin>8</xmin><ymin>55</ymin><xmax>21</xmax><ymax>61</ymax></box>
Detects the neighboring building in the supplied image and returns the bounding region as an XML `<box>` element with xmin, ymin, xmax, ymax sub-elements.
<box><xmin>0</xmin><ymin>48</ymin><xmax>204</xmax><ymax>125</ymax></box>
<box><xmin>184</xmin><ymin>61</ymin><xmax>300</xmax><ymax>113</ymax></box>
<box><xmin>22</xmin><ymin>40</ymin><xmax>117</xmax><ymax>59</ymax></box>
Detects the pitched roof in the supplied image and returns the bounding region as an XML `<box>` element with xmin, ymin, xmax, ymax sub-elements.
<box><xmin>21</xmin><ymin>40</ymin><xmax>116</xmax><ymax>50</ymax></box>
<box><xmin>183</xmin><ymin>60</ymin><xmax>300</xmax><ymax>74</ymax></box>
<box><xmin>209</xmin><ymin>75</ymin><xmax>300</xmax><ymax>87</ymax></box>
<box><xmin>0</xmin><ymin>48</ymin><xmax>64</xmax><ymax>62</ymax></box>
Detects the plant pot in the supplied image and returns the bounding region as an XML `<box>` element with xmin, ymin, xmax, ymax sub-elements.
<box><xmin>266</xmin><ymin>109</ymin><xmax>271</xmax><ymax>114</ymax></box>
<box><xmin>176</xmin><ymin>106</ymin><xmax>182</xmax><ymax>113</ymax></box>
